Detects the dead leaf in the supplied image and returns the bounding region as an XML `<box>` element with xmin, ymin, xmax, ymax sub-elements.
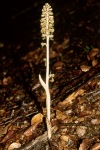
<box><xmin>50</xmin><ymin>48</ymin><xmax>57</xmax><ymax>58</ymax></box>
<box><xmin>90</xmin><ymin>143</ymin><xmax>100</xmax><ymax>150</ymax></box>
<box><xmin>56</xmin><ymin>110</ymin><xmax>67</xmax><ymax>120</ymax></box>
<box><xmin>1</xmin><ymin>130</ymin><xmax>15</xmax><ymax>143</ymax></box>
<box><xmin>3</xmin><ymin>76</ymin><xmax>12</xmax><ymax>85</ymax></box>
<box><xmin>60</xmin><ymin>135</ymin><xmax>69</xmax><ymax>142</ymax></box>
<box><xmin>90</xmin><ymin>48</ymin><xmax>99</xmax><ymax>58</ymax></box>
<box><xmin>58</xmin><ymin>140</ymin><xmax>66</xmax><ymax>150</ymax></box>
<box><xmin>92</xmin><ymin>59</ymin><xmax>98</xmax><ymax>67</ymax></box>
<box><xmin>54</xmin><ymin>61</ymin><xmax>65</xmax><ymax>70</ymax></box>
<box><xmin>0</xmin><ymin>109</ymin><xmax>5</xmax><ymax>116</ymax></box>
<box><xmin>8</xmin><ymin>142</ymin><xmax>21</xmax><ymax>150</ymax></box>
<box><xmin>61</xmin><ymin>38</ymin><xmax>70</xmax><ymax>49</ymax></box>
<box><xmin>80</xmin><ymin>64</ymin><xmax>91</xmax><ymax>72</ymax></box>
<box><xmin>76</xmin><ymin>126</ymin><xmax>87</xmax><ymax>138</ymax></box>
<box><xmin>31</xmin><ymin>113</ymin><xmax>43</xmax><ymax>125</ymax></box>
<box><xmin>79</xmin><ymin>139</ymin><xmax>89</xmax><ymax>150</ymax></box>
<box><xmin>24</xmin><ymin>122</ymin><xmax>39</xmax><ymax>137</ymax></box>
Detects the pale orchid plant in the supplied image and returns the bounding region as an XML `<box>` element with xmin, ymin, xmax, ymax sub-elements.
<box><xmin>39</xmin><ymin>3</ymin><xmax>54</xmax><ymax>139</ymax></box>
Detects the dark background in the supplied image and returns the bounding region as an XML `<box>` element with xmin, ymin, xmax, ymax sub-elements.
<box><xmin>0</xmin><ymin>0</ymin><xmax>99</xmax><ymax>47</ymax></box>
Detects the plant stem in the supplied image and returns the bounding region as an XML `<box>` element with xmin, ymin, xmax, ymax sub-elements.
<box><xmin>46</xmin><ymin>35</ymin><xmax>49</xmax><ymax>88</ymax></box>
<box><xmin>46</xmin><ymin>35</ymin><xmax>50</xmax><ymax>121</ymax></box>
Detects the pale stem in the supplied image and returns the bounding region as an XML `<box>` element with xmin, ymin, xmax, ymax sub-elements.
<box><xmin>46</xmin><ymin>35</ymin><xmax>49</xmax><ymax>87</ymax></box>
<box><xmin>46</xmin><ymin>35</ymin><xmax>51</xmax><ymax>138</ymax></box>
<box><xmin>46</xmin><ymin>35</ymin><xmax>50</xmax><ymax>122</ymax></box>
<box><xmin>39</xmin><ymin>74</ymin><xmax>51</xmax><ymax>139</ymax></box>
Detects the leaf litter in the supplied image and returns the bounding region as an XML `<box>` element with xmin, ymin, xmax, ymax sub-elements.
<box><xmin>0</xmin><ymin>0</ymin><xmax>100</xmax><ymax>149</ymax></box>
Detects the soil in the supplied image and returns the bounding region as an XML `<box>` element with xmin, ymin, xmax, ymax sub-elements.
<box><xmin>0</xmin><ymin>0</ymin><xmax>100</xmax><ymax>150</ymax></box>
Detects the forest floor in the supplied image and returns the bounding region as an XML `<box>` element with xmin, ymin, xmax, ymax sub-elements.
<box><xmin>0</xmin><ymin>0</ymin><xmax>100</xmax><ymax>149</ymax></box>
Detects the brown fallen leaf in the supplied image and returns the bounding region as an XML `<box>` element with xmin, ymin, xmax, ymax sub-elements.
<box><xmin>80</xmin><ymin>64</ymin><xmax>91</xmax><ymax>72</ymax></box>
<box><xmin>60</xmin><ymin>135</ymin><xmax>69</xmax><ymax>142</ymax></box>
<box><xmin>76</xmin><ymin>126</ymin><xmax>87</xmax><ymax>138</ymax></box>
<box><xmin>58</xmin><ymin>140</ymin><xmax>66</xmax><ymax>150</ymax></box>
<box><xmin>90</xmin><ymin>143</ymin><xmax>100</xmax><ymax>150</ymax></box>
<box><xmin>31</xmin><ymin>113</ymin><xmax>43</xmax><ymax>125</ymax></box>
<box><xmin>61</xmin><ymin>37</ymin><xmax>70</xmax><ymax>49</ymax></box>
<box><xmin>92</xmin><ymin>59</ymin><xmax>98</xmax><ymax>67</ymax></box>
<box><xmin>1</xmin><ymin>130</ymin><xmax>15</xmax><ymax>143</ymax></box>
<box><xmin>50</xmin><ymin>47</ymin><xmax>57</xmax><ymax>58</ymax></box>
<box><xmin>24</xmin><ymin>122</ymin><xmax>39</xmax><ymax>137</ymax></box>
<box><xmin>56</xmin><ymin>110</ymin><xmax>67</xmax><ymax>120</ymax></box>
<box><xmin>3</xmin><ymin>76</ymin><xmax>12</xmax><ymax>85</ymax></box>
<box><xmin>0</xmin><ymin>117</ymin><xmax>19</xmax><ymax>136</ymax></box>
<box><xmin>90</xmin><ymin>48</ymin><xmax>99</xmax><ymax>58</ymax></box>
<box><xmin>79</xmin><ymin>138</ymin><xmax>89</xmax><ymax>150</ymax></box>
<box><xmin>0</xmin><ymin>125</ymin><xmax>8</xmax><ymax>137</ymax></box>
<box><xmin>54</xmin><ymin>61</ymin><xmax>65</xmax><ymax>70</ymax></box>
<box><xmin>8</xmin><ymin>142</ymin><xmax>21</xmax><ymax>150</ymax></box>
